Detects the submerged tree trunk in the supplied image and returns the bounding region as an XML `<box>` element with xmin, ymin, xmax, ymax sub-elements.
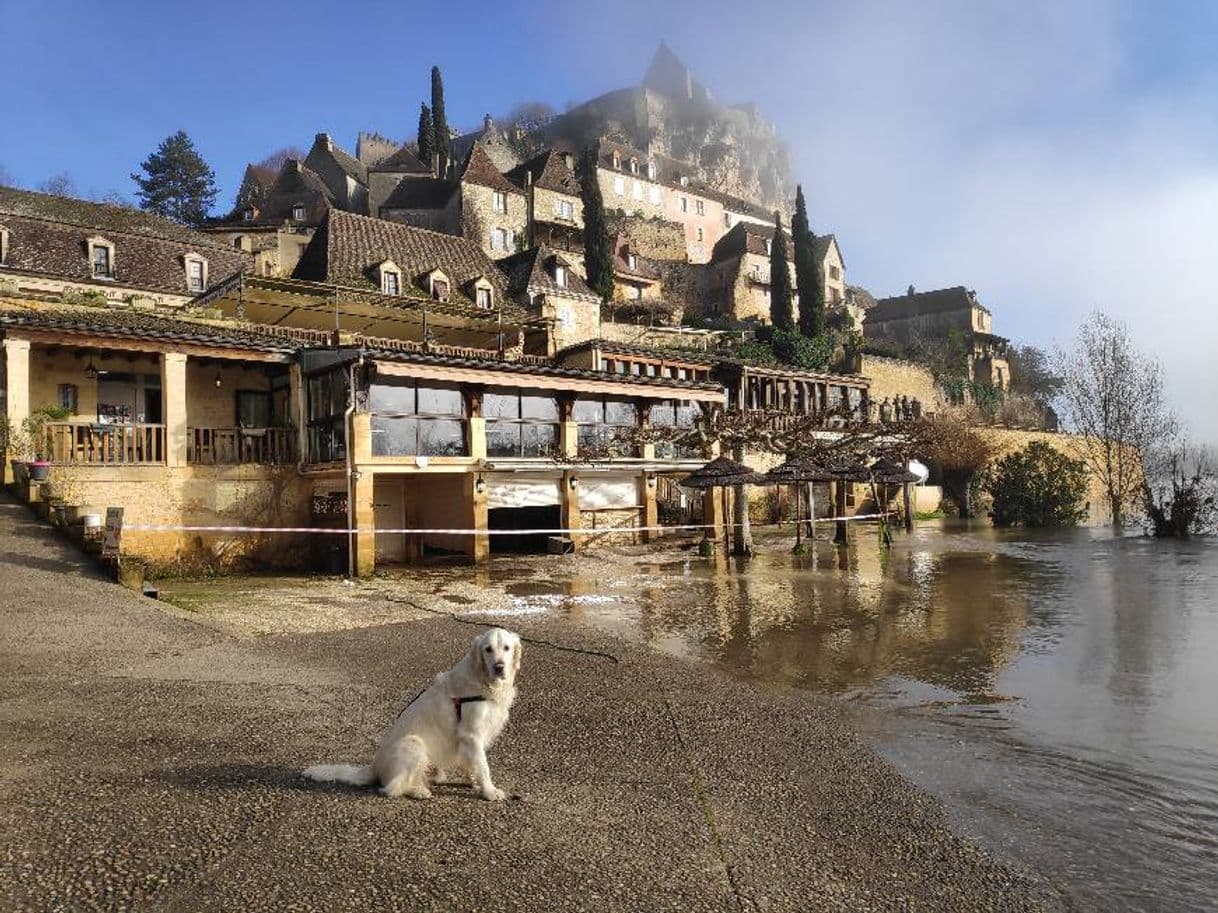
<box><xmin>834</xmin><ymin>480</ymin><xmax>848</xmax><ymax>543</ymax></box>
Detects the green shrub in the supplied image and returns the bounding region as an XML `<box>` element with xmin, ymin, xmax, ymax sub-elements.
<box><xmin>988</xmin><ymin>441</ymin><xmax>1088</xmax><ymax>527</ymax></box>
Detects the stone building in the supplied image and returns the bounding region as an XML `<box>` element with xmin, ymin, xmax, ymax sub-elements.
<box><xmin>303</xmin><ymin>133</ymin><xmax>368</xmax><ymax>214</ymax></box>
<box><xmin>496</xmin><ymin>245</ymin><xmax>601</xmax><ymax>354</ymax></box>
<box><xmin>0</xmin><ymin>187</ymin><xmax>249</xmax><ymax>308</ymax></box>
<box><xmin>506</xmin><ymin>149</ymin><xmax>584</xmax><ymax>260</ymax></box>
<box><xmin>865</xmin><ymin>286</ymin><xmax>1011</xmax><ymax>388</ymax></box>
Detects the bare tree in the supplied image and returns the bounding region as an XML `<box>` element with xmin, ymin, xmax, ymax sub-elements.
<box><xmin>1142</xmin><ymin>443</ymin><xmax>1216</xmax><ymax>538</ymax></box>
<box><xmin>37</xmin><ymin>172</ymin><xmax>77</xmax><ymax>197</ymax></box>
<box><xmin>0</xmin><ymin>164</ymin><xmax>15</xmax><ymax>187</ymax></box>
<box><xmin>256</xmin><ymin>146</ymin><xmax>306</xmax><ymax>173</ymax></box>
<box><xmin>1055</xmin><ymin>311</ymin><xmax>1177</xmax><ymax>527</ymax></box>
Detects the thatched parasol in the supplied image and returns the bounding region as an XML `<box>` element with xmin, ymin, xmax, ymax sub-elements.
<box><xmin>870</xmin><ymin>458</ymin><xmax>922</xmax><ymax>534</ymax></box>
<box><xmin>681</xmin><ymin>457</ymin><xmax>764</xmax><ymax>552</ymax></box>
<box><xmin>765</xmin><ymin>458</ymin><xmax>836</xmax><ymax>548</ymax></box>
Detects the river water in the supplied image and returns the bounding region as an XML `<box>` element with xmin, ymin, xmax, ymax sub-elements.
<box><xmin>514</xmin><ymin>524</ymin><xmax>1218</xmax><ymax>913</ymax></box>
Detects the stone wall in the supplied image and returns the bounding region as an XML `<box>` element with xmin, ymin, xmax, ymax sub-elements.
<box><xmin>461</xmin><ymin>185</ymin><xmax>527</xmax><ymax>259</ymax></box>
<box><xmin>541</xmin><ymin>291</ymin><xmax>602</xmax><ymax>353</ymax></box>
<box><xmin>606</xmin><ymin>214</ymin><xmax>687</xmax><ymax>261</ymax></box>
<box><xmin>532</xmin><ymin>187</ymin><xmax>584</xmax><ymax>229</ymax></box>
<box><xmin>977</xmin><ymin>427</ymin><xmax>1113</xmax><ymax>525</ymax></box>
<box><xmin>858</xmin><ymin>354</ymin><xmax>944</xmax><ymax>413</ymax></box>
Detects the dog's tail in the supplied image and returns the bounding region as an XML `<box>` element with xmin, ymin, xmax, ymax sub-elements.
<box><xmin>301</xmin><ymin>762</ymin><xmax>377</xmax><ymax>786</ymax></box>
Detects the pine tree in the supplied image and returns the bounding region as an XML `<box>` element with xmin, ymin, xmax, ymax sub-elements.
<box><xmin>792</xmin><ymin>185</ymin><xmax>824</xmax><ymax>337</ymax></box>
<box><xmin>430</xmin><ymin>66</ymin><xmax>450</xmax><ymax>177</ymax></box>
<box><xmin>579</xmin><ymin>148</ymin><xmax>615</xmax><ymax>301</ymax></box>
<box><xmin>417</xmin><ymin>103</ymin><xmax>435</xmax><ymax>173</ymax></box>
<box><xmin>130</xmin><ymin>131</ymin><xmax>217</xmax><ymax>226</ymax></box>
<box><xmin>769</xmin><ymin>212</ymin><xmax>794</xmax><ymax>331</ymax></box>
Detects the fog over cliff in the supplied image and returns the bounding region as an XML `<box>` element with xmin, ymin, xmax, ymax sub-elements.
<box><xmin>538</xmin><ymin>1</ymin><xmax>1218</xmax><ymax>443</ymax></box>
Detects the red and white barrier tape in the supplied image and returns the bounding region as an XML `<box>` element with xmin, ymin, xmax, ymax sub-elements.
<box><xmin>119</xmin><ymin>512</ymin><xmax>897</xmax><ymax>535</ymax></box>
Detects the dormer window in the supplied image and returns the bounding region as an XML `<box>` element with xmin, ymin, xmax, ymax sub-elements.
<box><xmin>476</xmin><ymin>287</ymin><xmax>492</xmax><ymax>309</ymax></box>
<box><xmin>87</xmin><ymin>237</ymin><xmax>115</xmax><ymax>279</ymax></box>
<box><xmin>184</xmin><ymin>254</ymin><xmax>208</xmax><ymax>292</ymax></box>
<box><xmin>291</xmin><ymin>203</ymin><xmax>306</xmax><ymax>221</ymax></box>
<box><xmin>680</xmin><ymin>176</ymin><xmax>689</xmax><ymax>187</ymax></box>
<box><xmin>629</xmin><ymin>158</ymin><xmax>639</xmax><ymax>175</ymax></box>
<box><xmin>627</xmin><ymin>253</ymin><xmax>637</xmax><ymax>270</ymax></box>
<box><xmin>554</xmin><ymin>265</ymin><xmax>567</xmax><ymax>288</ymax></box>
<box><xmin>243</xmin><ymin>208</ymin><xmax>255</xmax><ymax>222</ymax></box>
<box><xmin>424</xmin><ymin>270</ymin><xmax>451</xmax><ymax>301</ymax></box>
<box><xmin>0</xmin><ymin>225</ymin><xmax>8</xmax><ymax>265</ymax></box>
<box><xmin>764</xmin><ymin>239</ymin><xmax>772</xmax><ymax>255</ymax></box>
<box><xmin>646</xmin><ymin>161</ymin><xmax>656</xmax><ymax>180</ymax></box>
<box><xmin>612</xmin><ymin>151</ymin><xmax>621</xmax><ymax>169</ymax></box>
<box><xmin>492</xmin><ymin>190</ymin><xmax>507</xmax><ymax>214</ymax></box>
<box><xmin>378</xmin><ymin>260</ymin><xmax>402</xmax><ymax>295</ymax></box>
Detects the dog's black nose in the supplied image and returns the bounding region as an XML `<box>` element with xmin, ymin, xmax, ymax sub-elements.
<box><xmin>493</xmin><ymin>662</ymin><xmax>506</xmax><ymax>675</ymax></box>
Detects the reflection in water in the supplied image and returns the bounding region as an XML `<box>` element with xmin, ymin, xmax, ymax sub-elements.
<box><xmin>483</xmin><ymin>523</ymin><xmax>1218</xmax><ymax>913</ymax></box>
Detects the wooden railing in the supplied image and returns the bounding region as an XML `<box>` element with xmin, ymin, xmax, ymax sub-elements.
<box><xmin>188</xmin><ymin>427</ymin><xmax>297</xmax><ymax>465</ymax></box>
<box><xmin>44</xmin><ymin>422</ymin><xmax>166</xmax><ymax>464</ymax></box>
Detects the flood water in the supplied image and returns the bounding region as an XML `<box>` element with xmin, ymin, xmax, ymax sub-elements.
<box><xmin>500</xmin><ymin>524</ymin><xmax>1218</xmax><ymax>913</ymax></box>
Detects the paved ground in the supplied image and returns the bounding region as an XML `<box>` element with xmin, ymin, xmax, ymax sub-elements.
<box><xmin>0</xmin><ymin>497</ymin><xmax>1064</xmax><ymax>912</ymax></box>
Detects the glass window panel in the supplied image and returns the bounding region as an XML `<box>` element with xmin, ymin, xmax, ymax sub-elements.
<box><xmin>369</xmin><ymin>380</ymin><xmax>416</xmax><ymax>415</ymax></box>
<box><xmin>330</xmin><ymin>370</ymin><xmax>349</xmax><ymax>412</ymax></box>
<box><xmin>486</xmin><ymin>421</ymin><xmax>521</xmax><ymax>457</ymax></box>
<box><xmin>484</xmin><ymin>391</ymin><xmax>520</xmax><ymax>419</ymax></box>
<box><xmin>371</xmin><ymin>416</ymin><xmax>417</xmax><ymax>456</ymax></box>
<box><xmin>416</xmin><ymin>384</ymin><xmax>464</xmax><ymax>416</ymax></box>
<box><xmin>520</xmin><ymin>394</ymin><xmax>558</xmax><ymax>420</ymax></box>
<box><xmin>572</xmin><ymin>399</ymin><xmax>604</xmax><ymax>424</ymax></box>
<box><xmin>577</xmin><ymin>425</ymin><xmax>606</xmax><ymax>450</ymax></box>
<box><xmin>418</xmin><ymin>419</ymin><xmax>466</xmax><ymax>456</ymax></box>
<box><xmin>521</xmin><ymin>423</ymin><xmax>558</xmax><ymax>457</ymax></box>
<box><xmin>675</xmin><ymin>401</ymin><xmax>700</xmax><ymax>428</ymax></box>
<box><xmin>649</xmin><ymin>402</ymin><xmax>678</xmax><ymax>426</ymax></box>
<box><xmin>604</xmin><ymin>400</ymin><xmax>637</xmax><ymax>426</ymax></box>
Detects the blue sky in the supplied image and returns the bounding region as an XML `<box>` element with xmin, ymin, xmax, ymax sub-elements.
<box><xmin>2</xmin><ymin>0</ymin><xmax>1216</xmax><ymax>440</ymax></box>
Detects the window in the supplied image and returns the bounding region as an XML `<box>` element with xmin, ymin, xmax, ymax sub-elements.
<box><xmin>679</xmin><ymin>175</ymin><xmax>689</xmax><ymax>187</ymax></box>
<box><xmin>632</xmin><ymin>181</ymin><xmax>643</xmax><ymax>201</ymax></box>
<box><xmin>243</xmin><ymin>208</ymin><xmax>255</xmax><ymax>222</ymax></box>
<box><xmin>695</xmin><ymin>199</ymin><xmax>705</xmax><ymax>216</ymax></box>
<box><xmin>237</xmin><ymin>390</ymin><xmax>273</xmax><ymax>428</ymax></box>
<box><xmin>829</xmin><ymin>265</ymin><xmax>841</xmax><ymax>280</ymax></box>
<box><xmin>724</xmin><ymin>213</ymin><xmax>731</xmax><ymax>227</ymax></box>
<box><xmin>613</xmin><ymin>176</ymin><xmax>625</xmax><ymax>197</ymax></box>
<box><xmin>650</xmin><ymin>400</ymin><xmax>702</xmax><ymax>459</ymax></box>
<box><xmin>649</xmin><ymin>185</ymin><xmax>661</xmax><ymax>205</ymax></box>
<box><xmin>629</xmin><ymin>158</ymin><xmax>639</xmax><ymax>174</ymax></box>
<box><xmin>185</xmin><ymin>256</ymin><xmax>207</xmax><ymax>292</ymax></box>
<box><xmin>612</xmin><ymin>152</ymin><xmax>621</xmax><ymax>169</ymax></box>
<box><xmin>306</xmin><ymin>367</ymin><xmax>350</xmax><ymax>463</ymax></box>
<box><xmin>625</xmin><ymin>284</ymin><xmax>641</xmax><ymax>300</ymax></box>
<box><xmin>556</xmin><ymin>199</ymin><xmax>574</xmax><ymax>220</ymax></box>
<box><xmin>696</xmin><ymin>227</ymin><xmax>704</xmax><ymax>242</ymax></box>
<box><xmin>476</xmin><ymin>286</ymin><xmax>492</xmax><ymax>309</ymax></box>
<box><xmin>382</xmin><ymin>270</ymin><xmax>400</xmax><ymax>295</ymax></box>
<box><xmin>490</xmin><ymin>228</ymin><xmax>507</xmax><ymax>251</ymax></box>
<box><xmin>554</xmin><ymin>265</ymin><xmax>567</xmax><ymax>287</ymax></box>
<box><xmin>369</xmin><ymin>380</ymin><xmax>467</xmax><ymax>457</ymax></box>
<box><xmin>90</xmin><ymin>243</ymin><xmax>112</xmax><ymax>278</ymax></box>
<box><xmin>485</xmin><ymin>388</ymin><xmax>559</xmax><ymax>458</ymax></box>
<box><xmin>57</xmin><ymin>383</ymin><xmax>78</xmax><ymax>414</ymax></box>
<box><xmin>432</xmin><ymin>278</ymin><xmax>450</xmax><ymax>301</ymax></box>
<box><xmin>764</xmin><ymin>239</ymin><xmax>772</xmax><ymax>255</ymax></box>
<box><xmin>493</xmin><ymin>190</ymin><xmax>507</xmax><ymax>214</ymax></box>
<box><xmin>646</xmin><ymin>161</ymin><xmax>656</xmax><ymax>180</ymax></box>
<box><xmin>627</xmin><ymin>253</ymin><xmax>637</xmax><ymax>269</ymax></box>
<box><xmin>291</xmin><ymin>204</ymin><xmax>306</xmax><ymax>221</ymax></box>
<box><xmin>679</xmin><ymin>196</ymin><xmax>688</xmax><ymax>213</ymax></box>
<box><xmin>0</xmin><ymin>225</ymin><xmax>8</xmax><ymax>264</ymax></box>
<box><xmin>573</xmin><ymin>397</ymin><xmax>637</xmax><ymax>455</ymax></box>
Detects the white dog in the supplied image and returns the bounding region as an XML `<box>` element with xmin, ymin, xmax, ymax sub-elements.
<box><xmin>303</xmin><ymin>627</ymin><xmax>522</xmax><ymax>801</ymax></box>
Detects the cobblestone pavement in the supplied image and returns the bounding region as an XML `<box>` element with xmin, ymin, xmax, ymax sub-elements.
<box><xmin>0</xmin><ymin>498</ymin><xmax>1064</xmax><ymax>912</ymax></box>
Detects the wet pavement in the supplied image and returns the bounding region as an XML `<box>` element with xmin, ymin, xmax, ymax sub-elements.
<box><xmin>0</xmin><ymin>499</ymin><xmax>1063</xmax><ymax>912</ymax></box>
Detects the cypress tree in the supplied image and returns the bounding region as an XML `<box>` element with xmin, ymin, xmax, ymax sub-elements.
<box><xmin>579</xmin><ymin>148</ymin><xmax>615</xmax><ymax>301</ymax></box>
<box><xmin>417</xmin><ymin>103</ymin><xmax>435</xmax><ymax>173</ymax></box>
<box><xmin>792</xmin><ymin>185</ymin><xmax>825</xmax><ymax>337</ymax></box>
<box><xmin>130</xmin><ymin>131</ymin><xmax>217</xmax><ymax>227</ymax></box>
<box><xmin>430</xmin><ymin>66</ymin><xmax>450</xmax><ymax>177</ymax></box>
<box><xmin>769</xmin><ymin>211</ymin><xmax>794</xmax><ymax>331</ymax></box>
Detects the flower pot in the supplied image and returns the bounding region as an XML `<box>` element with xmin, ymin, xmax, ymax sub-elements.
<box><xmin>10</xmin><ymin>459</ymin><xmax>28</xmax><ymax>484</ymax></box>
<box><xmin>28</xmin><ymin>461</ymin><xmax>52</xmax><ymax>482</ymax></box>
<box><xmin>51</xmin><ymin>503</ymin><xmax>68</xmax><ymax>527</ymax></box>
<box><xmin>80</xmin><ymin>513</ymin><xmax>104</xmax><ymax>529</ymax></box>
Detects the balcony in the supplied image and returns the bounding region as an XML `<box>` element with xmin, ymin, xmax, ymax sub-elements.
<box><xmin>188</xmin><ymin>427</ymin><xmax>297</xmax><ymax>465</ymax></box>
<box><xmin>44</xmin><ymin>422</ymin><xmax>166</xmax><ymax>464</ymax></box>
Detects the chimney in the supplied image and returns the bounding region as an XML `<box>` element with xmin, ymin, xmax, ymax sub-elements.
<box><xmin>563</xmin><ymin>152</ymin><xmax>574</xmax><ymax>172</ymax></box>
<box><xmin>315</xmin><ymin>132</ymin><xmax>332</xmax><ymax>151</ymax></box>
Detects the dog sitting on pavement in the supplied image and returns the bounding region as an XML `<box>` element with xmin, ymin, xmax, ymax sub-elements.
<box><xmin>303</xmin><ymin>627</ymin><xmax>522</xmax><ymax>801</ymax></box>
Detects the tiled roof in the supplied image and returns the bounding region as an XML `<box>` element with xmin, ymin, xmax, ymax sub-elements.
<box><xmin>305</xmin><ymin>133</ymin><xmax>368</xmax><ymax>184</ymax></box>
<box><xmin>461</xmin><ymin>145</ymin><xmax>523</xmax><ymax>195</ymax></box>
<box><xmin>373</xmin><ymin>145</ymin><xmax>431</xmax><ymax>174</ymax></box>
<box><xmin>0</xmin><ymin>300</ymin><xmax>297</xmax><ymax>354</ymax></box>
<box><xmin>293</xmin><ymin>210</ymin><xmax>509</xmax><ymax>306</ymax></box>
<box><xmin>0</xmin><ymin>186</ymin><xmax>234</xmax><ymax>248</ymax></box>
<box><xmin>496</xmin><ymin>246</ymin><xmax>598</xmax><ymax>302</ymax></box>
<box><xmin>558</xmin><ymin>338</ymin><xmax>717</xmax><ymax>365</ymax></box>
<box><xmin>380</xmin><ymin>177</ymin><xmax>457</xmax><ymax>211</ymax></box>
<box><xmin>213</xmin><ymin>160</ymin><xmax>334</xmax><ymax>228</ymax></box>
<box><xmin>0</xmin><ymin>188</ymin><xmax>250</xmax><ymax>295</ymax></box>
<box><xmin>505</xmin><ymin>150</ymin><xmax>581</xmax><ymax>196</ymax></box>
<box><xmin>710</xmin><ymin>220</ymin><xmax>790</xmax><ymax>262</ymax></box>
<box><xmin>869</xmin><ymin>286</ymin><xmax>990</xmax><ymax>320</ymax></box>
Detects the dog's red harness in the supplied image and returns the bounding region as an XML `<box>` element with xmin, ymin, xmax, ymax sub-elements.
<box><xmin>452</xmin><ymin>695</ymin><xmax>486</xmax><ymax>722</ymax></box>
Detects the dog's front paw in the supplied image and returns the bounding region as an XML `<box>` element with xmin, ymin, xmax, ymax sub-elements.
<box><xmin>479</xmin><ymin>786</ymin><xmax>508</xmax><ymax>802</ymax></box>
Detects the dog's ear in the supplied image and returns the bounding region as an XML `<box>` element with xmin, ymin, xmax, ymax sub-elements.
<box><xmin>510</xmin><ymin>636</ymin><xmax>523</xmax><ymax>676</ymax></box>
<box><xmin>470</xmin><ymin>631</ymin><xmax>491</xmax><ymax>684</ymax></box>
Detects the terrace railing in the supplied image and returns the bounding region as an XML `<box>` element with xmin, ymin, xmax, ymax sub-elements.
<box><xmin>44</xmin><ymin>422</ymin><xmax>166</xmax><ymax>465</ymax></box>
<box><xmin>187</xmin><ymin>427</ymin><xmax>297</xmax><ymax>465</ymax></box>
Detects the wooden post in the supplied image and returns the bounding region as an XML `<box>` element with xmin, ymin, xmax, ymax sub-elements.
<box><xmin>834</xmin><ymin>480</ymin><xmax>848</xmax><ymax>544</ymax></box>
<box><xmin>806</xmin><ymin>482</ymin><xmax>816</xmax><ymax>539</ymax></box>
<box><xmin>903</xmin><ymin>481</ymin><xmax>915</xmax><ymax>532</ymax></box>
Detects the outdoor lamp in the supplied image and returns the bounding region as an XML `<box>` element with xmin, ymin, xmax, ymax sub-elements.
<box><xmin>214</xmin><ymin>372</ymin><xmax>223</xmax><ymax>388</ymax></box>
<box><xmin>569</xmin><ymin>475</ymin><xmax>579</xmax><ymax>490</ymax></box>
<box><xmin>475</xmin><ymin>474</ymin><xmax>486</xmax><ymax>495</ymax></box>
<box><xmin>83</xmin><ymin>357</ymin><xmax>100</xmax><ymax>380</ymax></box>
<box><xmin>646</xmin><ymin>475</ymin><xmax>657</xmax><ymax>489</ymax></box>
